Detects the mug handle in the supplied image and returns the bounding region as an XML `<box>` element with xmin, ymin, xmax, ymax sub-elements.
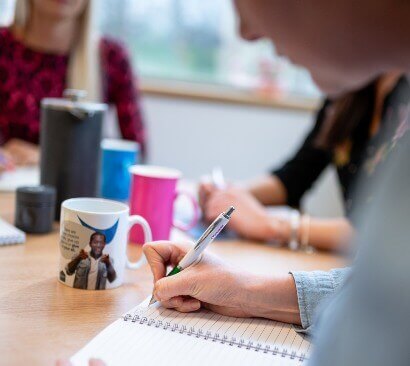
<box><xmin>173</xmin><ymin>191</ymin><xmax>200</xmax><ymax>232</ymax></box>
<box><xmin>126</xmin><ymin>215</ymin><xmax>152</xmax><ymax>269</ymax></box>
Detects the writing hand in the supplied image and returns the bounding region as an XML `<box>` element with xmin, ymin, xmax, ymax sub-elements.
<box><xmin>143</xmin><ymin>241</ymin><xmax>302</xmax><ymax>324</ymax></box>
<box><xmin>198</xmin><ymin>181</ymin><xmax>218</xmax><ymax>214</ymax></box>
<box><xmin>143</xmin><ymin>241</ymin><xmax>259</xmax><ymax>317</ymax></box>
<box><xmin>204</xmin><ymin>186</ymin><xmax>290</xmax><ymax>243</ymax></box>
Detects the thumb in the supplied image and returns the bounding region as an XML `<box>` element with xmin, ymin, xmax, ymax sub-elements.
<box><xmin>154</xmin><ymin>273</ymin><xmax>195</xmax><ymax>301</ymax></box>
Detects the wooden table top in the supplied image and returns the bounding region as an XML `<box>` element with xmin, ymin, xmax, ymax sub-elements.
<box><xmin>0</xmin><ymin>192</ymin><xmax>347</xmax><ymax>366</ymax></box>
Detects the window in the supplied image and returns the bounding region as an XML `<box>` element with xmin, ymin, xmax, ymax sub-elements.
<box><xmin>0</xmin><ymin>0</ymin><xmax>14</xmax><ymax>26</ymax></box>
<box><xmin>0</xmin><ymin>0</ymin><xmax>320</xmax><ymax>100</ymax></box>
<box><xmin>97</xmin><ymin>0</ymin><xmax>320</xmax><ymax>99</ymax></box>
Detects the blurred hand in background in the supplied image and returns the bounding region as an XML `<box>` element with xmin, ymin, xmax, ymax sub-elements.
<box><xmin>2</xmin><ymin>138</ymin><xmax>40</xmax><ymax>166</ymax></box>
<box><xmin>199</xmin><ymin>183</ymin><xmax>290</xmax><ymax>243</ymax></box>
<box><xmin>0</xmin><ymin>148</ymin><xmax>14</xmax><ymax>174</ymax></box>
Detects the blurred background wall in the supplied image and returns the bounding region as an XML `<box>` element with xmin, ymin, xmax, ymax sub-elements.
<box><xmin>141</xmin><ymin>95</ymin><xmax>344</xmax><ymax>218</ymax></box>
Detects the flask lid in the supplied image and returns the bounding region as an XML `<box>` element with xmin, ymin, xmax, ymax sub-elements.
<box><xmin>41</xmin><ymin>89</ymin><xmax>108</xmax><ymax>114</ymax></box>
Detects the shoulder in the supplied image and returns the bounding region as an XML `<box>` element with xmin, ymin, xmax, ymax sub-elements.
<box><xmin>99</xmin><ymin>36</ymin><xmax>136</xmax><ymax>87</ymax></box>
<box><xmin>308</xmin><ymin>98</ymin><xmax>331</xmax><ymax>135</ymax></box>
<box><xmin>100</xmin><ymin>36</ymin><xmax>131</xmax><ymax>65</ymax></box>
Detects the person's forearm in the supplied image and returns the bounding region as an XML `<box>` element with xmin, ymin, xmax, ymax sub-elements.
<box><xmin>303</xmin><ymin>217</ymin><xmax>354</xmax><ymax>252</ymax></box>
<box><xmin>244</xmin><ymin>213</ymin><xmax>354</xmax><ymax>250</ymax></box>
<box><xmin>243</xmin><ymin>274</ymin><xmax>301</xmax><ymax>325</ymax></box>
<box><xmin>106</xmin><ymin>263</ymin><xmax>117</xmax><ymax>282</ymax></box>
<box><xmin>247</xmin><ymin>175</ymin><xmax>288</xmax><ymax>206</ymax></box>
<box><xmin>66</xmin><ymin>257</ymin><xmax>81</xmax><ymax>275</ymax></box>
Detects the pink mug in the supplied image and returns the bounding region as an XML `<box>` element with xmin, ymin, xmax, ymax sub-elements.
<box><xmin>129</xmin><ymin>165</ymin><xmax>199</xmax><ymax>244</ymax></box>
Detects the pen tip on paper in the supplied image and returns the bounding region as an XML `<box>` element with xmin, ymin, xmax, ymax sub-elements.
<box><xmin>148</xmin><ymin>296</ymin><xmax>157</xmax><ymax>307</ymax></box>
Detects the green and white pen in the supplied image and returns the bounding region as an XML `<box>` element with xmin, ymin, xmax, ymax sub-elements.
<box><xmin>149</xmin><ymin>206</ymin><xmax>235</xmax><ymax>306</ymax></box>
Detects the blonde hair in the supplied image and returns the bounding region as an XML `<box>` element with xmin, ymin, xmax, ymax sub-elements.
<box><xmin>13</xmin><ymin>0</ymin><xmax>101</xmax><ymax>102</ymax></box>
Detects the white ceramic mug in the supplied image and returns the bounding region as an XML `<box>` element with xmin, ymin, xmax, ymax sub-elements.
<box><xmin>58</xmin><ymin>198</ymin><xmax>151</xmax><ymax>290</ymax></box>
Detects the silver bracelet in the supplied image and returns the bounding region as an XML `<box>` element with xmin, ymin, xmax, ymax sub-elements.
<box><xmin>288</xmin><ymin>209</ymin><xmax>301</xmax><ymax>251</ymax></box>
<box><xmin>301</xmin><ymin>215</ymin><xmax>314</xmax><ymax>253</ymax></box>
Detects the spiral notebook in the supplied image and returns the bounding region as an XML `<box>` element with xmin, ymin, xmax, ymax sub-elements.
<box><xmin>0</xmin><ymin>218</ymin><xmax>25</xmax><ymax>246</ymax></box>
<box><xmin>71</xmin><ymin>297</ymin><xmax>311</xmax><ymax>366</ymax></box>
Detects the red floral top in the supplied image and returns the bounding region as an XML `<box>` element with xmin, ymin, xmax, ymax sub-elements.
<box><xmin>0</xmin><ymin>28</ymin><xmax>145</xmax><ymax>153</ymax></box>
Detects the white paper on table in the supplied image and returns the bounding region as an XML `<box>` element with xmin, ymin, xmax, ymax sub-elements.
<box><xmin>0</xmin><ymin>166</ymin><xmax>40</xmax><ymax>191</ymax></box>
<box><xmin>71</xmin><ymin>297</ymin><xmax>310</xmax><ymax>366</ymax></box>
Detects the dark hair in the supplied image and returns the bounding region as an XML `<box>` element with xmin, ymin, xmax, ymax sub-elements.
<box><xmin>315</xmin><ymin>79</ymin><xmax>377</xmax><ymax>149</ymax></box>
<box><xmin>90</xmin><ymin>232</ymin><xmax>106</xmax><ymax>243</ymax></box>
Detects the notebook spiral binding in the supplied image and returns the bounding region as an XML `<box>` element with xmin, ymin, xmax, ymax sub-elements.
<box><xmin>123</xmin><ymin>313</ymin><xmax>307</xmax><ymax>363</ymax></box>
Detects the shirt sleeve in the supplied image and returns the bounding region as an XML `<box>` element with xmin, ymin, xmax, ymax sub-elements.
<box><xmin>272</xmin><ymin>101</ymin><xmax>332</xmax><ymax>207</ymax></box>
<box><xmin>290</xmin><ymin>267</ymin><xmax>350</xmax><ymax>334</ymax></box>
<box><xmin>100</xmin><ymin>38</ymin><xmax>146</xmax><ymax>156</ymax></box>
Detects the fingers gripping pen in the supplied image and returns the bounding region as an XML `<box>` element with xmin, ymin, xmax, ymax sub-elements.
<box><xmin>149</xmin><ymin>206</ymin><xmax>235</xmax><ymax>306</ymax></box>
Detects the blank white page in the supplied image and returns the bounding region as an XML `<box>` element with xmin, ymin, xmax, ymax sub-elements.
<box><xmin>71</xmin><ymin>298</ymin><xmax>310</xmax><ymax>366</ymax></box>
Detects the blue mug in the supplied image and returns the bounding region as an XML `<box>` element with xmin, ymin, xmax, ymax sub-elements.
<box><xmin>101</xmin><ymin>139</ymin><xmax>140</xmax><ymax>201</ymax></box>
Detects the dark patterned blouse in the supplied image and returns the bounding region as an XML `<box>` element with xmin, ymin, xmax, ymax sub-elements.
<box><xmin>0</xmin><ymin>28</ymin><xmax>145</xmax><ymax>154</ymax></box>
<box><xmin>272</xmin><ymin>76</ymin><xmax>410</xmax><ymax>218</ymax></box>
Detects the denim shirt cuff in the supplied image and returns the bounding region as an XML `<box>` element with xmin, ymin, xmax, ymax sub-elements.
<box><xmin>290</xmin><ymin>269</ymin><xmax>349</xmax><ymax>334</ymax></box>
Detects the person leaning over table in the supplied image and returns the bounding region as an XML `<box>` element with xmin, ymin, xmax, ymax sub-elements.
<box><xmin>0</xmin><ymin>0</ymin><xmax>146</xmax><ymax>171</ymax></box>
<box><xmin>56</xmin><ymin>0</ymin><xmax>410</xmax><ymax>365</ymax></box>
<box><xmin>199</xmin><ymin>71</ymin><xmax>405</xmax><ymax>253</ymax></box>
<box><xmin>142</xmin><ymin>0</ymin><xmax>410</xmax><ymax>341</ymax></box>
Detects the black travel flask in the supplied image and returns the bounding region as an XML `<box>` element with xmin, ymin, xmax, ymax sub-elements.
<box><xmin>40</xmin><ymin>89</ymin><xmax>108</xmax><ymax>219</ymax></box>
